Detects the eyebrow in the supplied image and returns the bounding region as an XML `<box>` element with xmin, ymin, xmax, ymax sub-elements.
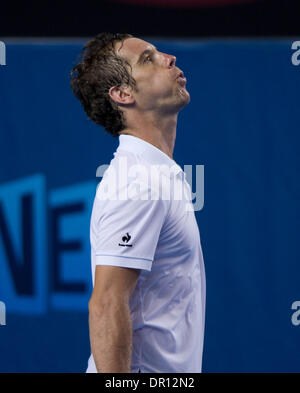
<box><xmin>136</xmin><ymin>46</ymin><xmax>157</xmax><ymax>65</ymax></box>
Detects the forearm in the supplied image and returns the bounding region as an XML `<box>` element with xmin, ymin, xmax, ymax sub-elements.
<box><xmin>89</xmin><ymin>300</ymin><xmax>133</xmax><ymax>373</ymax></box>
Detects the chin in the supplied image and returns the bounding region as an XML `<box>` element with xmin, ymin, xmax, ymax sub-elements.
<box><xmin>178</xmin><ymin>88</ymin><xmax>190</xmax><ymax>108</ymax></box>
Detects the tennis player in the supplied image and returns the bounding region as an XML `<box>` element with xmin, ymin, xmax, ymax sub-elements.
<box><xmin>70</xmin><ymin>33</ymin><xmax>206</xmax><ymax>373</ymax></box>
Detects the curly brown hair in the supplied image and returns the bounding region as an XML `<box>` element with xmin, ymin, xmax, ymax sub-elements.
<box><xmin>70</xmin><ymin>32</ymin><xmax>136</xmax><ymax>137</ymax></box>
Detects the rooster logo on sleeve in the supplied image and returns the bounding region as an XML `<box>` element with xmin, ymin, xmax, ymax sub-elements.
<box><xmin>119</xmin><ymin>232</ymin><xmax>132</xmax><ymax>247</ymax></box>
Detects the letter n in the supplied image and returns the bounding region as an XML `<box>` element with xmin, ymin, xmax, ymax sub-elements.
<box><xmin>0</xmin><ymin>175</ymin><xmax>47</xmax><ymax>314</ymax></box>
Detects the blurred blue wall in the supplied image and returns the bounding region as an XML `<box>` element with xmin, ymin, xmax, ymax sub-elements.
<box><xmin>0</xmin><ymin>39</ymin><xmax>299</xmax><ymax>372</ymax></box>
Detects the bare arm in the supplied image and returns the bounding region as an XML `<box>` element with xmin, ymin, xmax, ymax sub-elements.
<box><xmin>88</xmin><ymin>265</ymin><xmax>140</xmax><ymax>373</ymax></box>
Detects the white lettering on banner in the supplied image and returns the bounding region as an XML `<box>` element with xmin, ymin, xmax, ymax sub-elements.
<box><xmin>0</xmin><ymin>175</ymin><xmax>95</xmax><ymax>315</ymax></box>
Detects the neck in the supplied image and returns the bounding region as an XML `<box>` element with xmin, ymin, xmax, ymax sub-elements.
<box><xmin>119</xmin><ymin>112</ymin><xmax>178</xmax><ymax>160</ymax></box>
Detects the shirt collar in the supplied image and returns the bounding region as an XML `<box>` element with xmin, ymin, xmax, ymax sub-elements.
<box><xmin>116</xmin><ymin>134</ymin><xmax>184</xmax><ymax>178</ymax></box>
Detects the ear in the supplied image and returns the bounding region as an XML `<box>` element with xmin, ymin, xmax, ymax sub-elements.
<box><xmin>109</xmin><ymin>85</ymin><xmax>135</xmax><ymax>105</ymax></box>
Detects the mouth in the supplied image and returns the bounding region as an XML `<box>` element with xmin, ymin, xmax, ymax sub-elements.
<box><xmin>176</xmin><ymin>71</ymin><xmax>187</xmax><ymax>84</ymax></box>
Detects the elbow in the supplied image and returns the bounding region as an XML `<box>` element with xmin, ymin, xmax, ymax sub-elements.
<box><xmin>88</xmin><ymin>295</ymin><xmax>106</xmax><ymax>318</ymax></box>
<box><xmin>88</xmin><ymin>294</ymin><xmax>127</xmax><ymax>317</ymax></box>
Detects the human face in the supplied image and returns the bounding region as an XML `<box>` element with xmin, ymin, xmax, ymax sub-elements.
<box><xmin>115</xmin><ymin>37</ymin><xmax>190</xmax><ymax>113</ymax></box>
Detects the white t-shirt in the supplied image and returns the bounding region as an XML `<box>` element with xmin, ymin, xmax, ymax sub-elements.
<box><xmin>86</xmin><ymin>134</ymin><xmax>206</xmax><ymax>373</ymax></box>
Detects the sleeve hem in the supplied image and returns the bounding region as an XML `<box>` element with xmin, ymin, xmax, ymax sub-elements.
<box><xmin>94</xmin><ymin>254</ymin><xmax>152</xmax><ymax>271</ymax></box>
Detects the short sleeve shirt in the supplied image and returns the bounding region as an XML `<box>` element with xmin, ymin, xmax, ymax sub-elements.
<box><xmin>86</xmin><ymin>134</ymin><xmax>206</xmax><ymax>373</ymax></box>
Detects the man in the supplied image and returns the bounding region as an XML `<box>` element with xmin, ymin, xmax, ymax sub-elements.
<box><xmin>70</xmin><ymin>33</ymin><xmax>206</xmax><ymax>373</ymax></box>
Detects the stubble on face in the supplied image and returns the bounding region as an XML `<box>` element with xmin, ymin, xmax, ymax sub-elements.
<box><xmin>115</xmin><ymin>37</ymin><xmax>190</xmax><ymax>112</ymax></box>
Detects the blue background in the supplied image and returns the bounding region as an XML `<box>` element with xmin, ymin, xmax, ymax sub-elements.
<box><xmin>0</xmin><ymin>39</ymin><xmax>300</xmax><ymax>372</ymax></box>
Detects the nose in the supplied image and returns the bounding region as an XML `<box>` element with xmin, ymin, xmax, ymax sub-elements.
<box><xmin>168</xmin><ymin>54</ymin><xmax>176</xmax><ymax>68</ymax></box>
<box><xmin>161</xmin><ymin>52</ymin><xmax>176</xmax><ymax>68</ymax></box>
